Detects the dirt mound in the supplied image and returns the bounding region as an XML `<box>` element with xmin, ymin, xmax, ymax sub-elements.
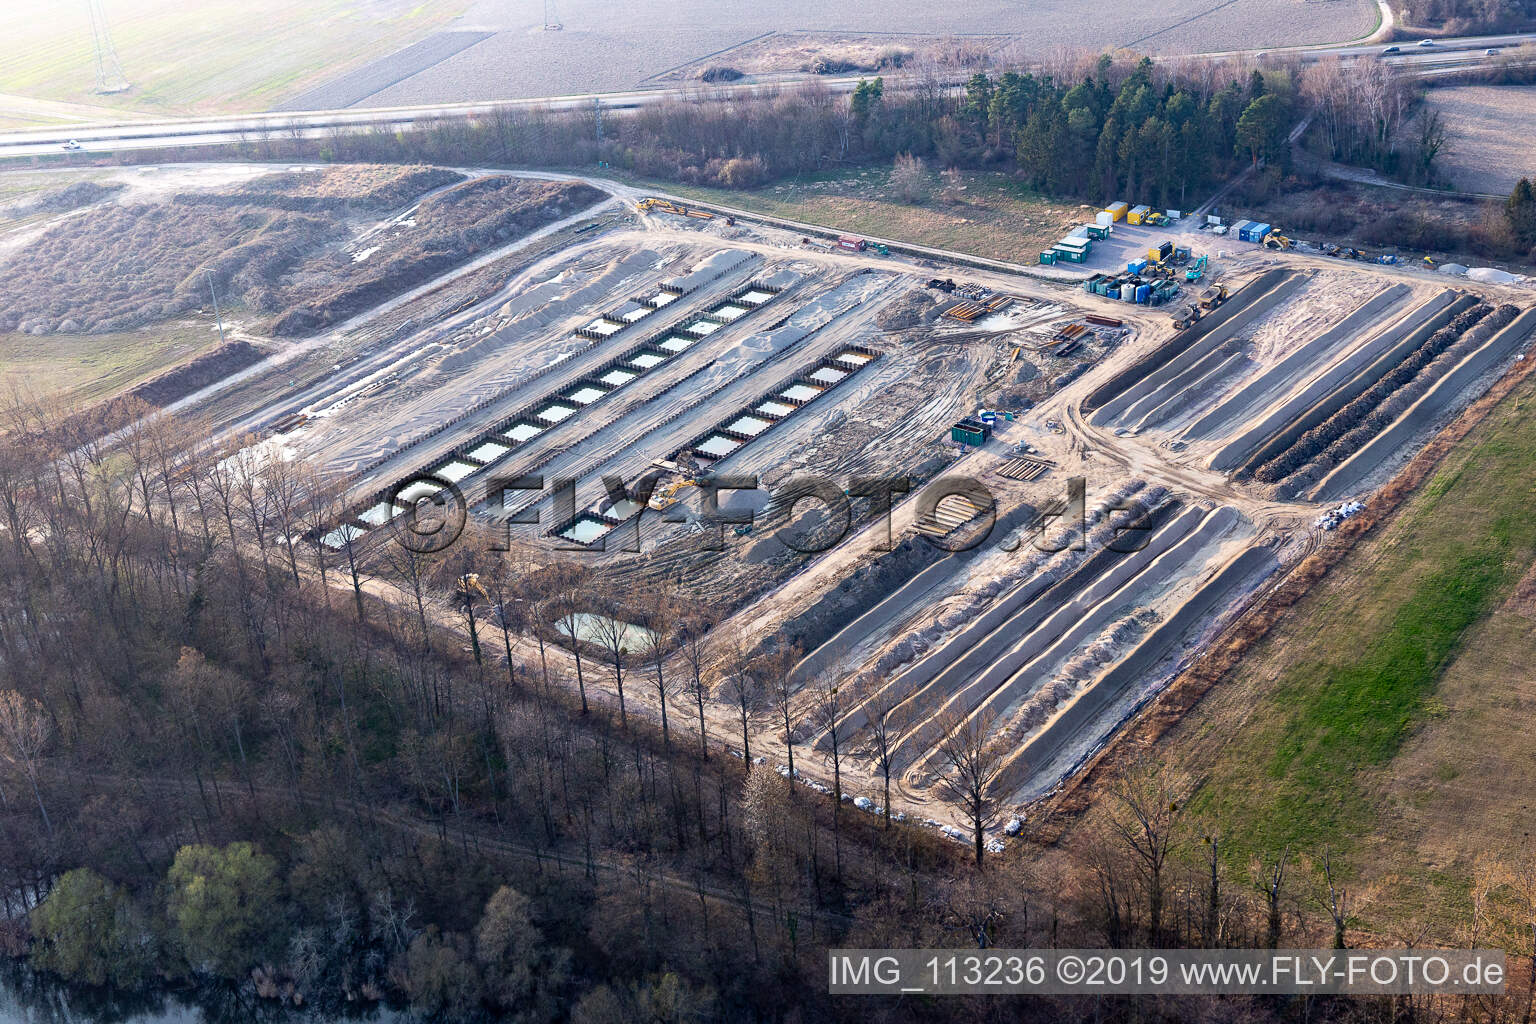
<box><xmin>697</xmin><ymin>66</ymin><xmax>743</xmax><ymax>82</ymax></box>
<box><xmin>875</xmin><ymin>290</ymin><xmax>939</xmax><ymax>331</ymax></box>
<box><xmin>269</xmin><ymin>177</ymin><xmax>606</xmax><ymax>336</ymax></box>
<box><xmin>174</xmin><ymin>165</ymin><xmax>463</xmax><ymax>213</ymax></box>
<box><xmin>129</xmin><ymin>340</ymin><xmax>264</xmax><ymax>407</ymax></box>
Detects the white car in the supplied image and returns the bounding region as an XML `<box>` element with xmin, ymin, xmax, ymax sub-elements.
<box><xmin>1417</xmin><ymin>38</ymin><xmax>1436</xmax><ymax>47</ymax></box>
<box><xmin>61</xmin><ymin>139</ymin><xmax>82</xmax><ymax>151</ymax></box>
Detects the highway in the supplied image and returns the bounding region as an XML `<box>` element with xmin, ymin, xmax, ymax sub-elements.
<box><xmin>0</xmin><ymin>31</ymin><xmax>1532</xmax><ymax>162</ymax></box>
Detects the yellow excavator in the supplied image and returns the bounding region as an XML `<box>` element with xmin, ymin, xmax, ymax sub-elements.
<box><xmin>647</xmin><ymin>477</ymin><xmax>699</xmax><ymax>511</ymax></box>
<box><xmin>1262</xmin><ymin>232</ymin><xmax>1293</xmax><ymax>250</ymax></box>
<box><xmin>636</xmin><ymin>196</ymin><xmax>714</xmax><ymax>220</ymax></box>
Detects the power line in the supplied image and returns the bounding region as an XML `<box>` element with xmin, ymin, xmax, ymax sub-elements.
<box><xmin>86</xmin><ymin>0</ymin><xmax>130</xmax><ymax>94</ymax></box>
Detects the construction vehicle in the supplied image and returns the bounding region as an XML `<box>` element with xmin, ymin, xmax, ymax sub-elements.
<box><xmin>1184</xmin><ymin>254</ymin><xmax>1208</xmax><ymax>282</ymax></box>
<box><xmin>1262</xmin><ymin>232</ymin><xmax>1293</xmax><ymax>250</ymax></box>
<box><xmin>636</xmin><ymin>197</ymin><xmax>714</xmax><ymax>220</ymax></box>
<box><xmin>927</xmin><ymin>278</ymin><xmax>958</xmax><ymax>292</ymax></box>
<box><xmin>1199</xmin><ymin>284</ymin><xmax>1229</xmax><ymax>310</ymax></box>
<box><xmin>1173</xmin><ymin>304</ymin><xmax>1203</xmax><ymax>329</ymax></box>
<box><xmin>647</xmin><ymin>476</ymin><xmax>701</xmax><ymax>511</ymax></box>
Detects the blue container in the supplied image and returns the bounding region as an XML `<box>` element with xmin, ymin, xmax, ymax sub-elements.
<box><xmin>1106</xmin><ymin>285</ymin><xmax>1120</xmax><ymax>299</ymax></box>
<box><xmin>1127</xmin><ymin>259</ymin><xmax>1148</xmax><ymax>274</ymax></box>
<box><xmin>1136</xmin><ymin>284</ymin><xmax>1151</xmax><ymax>303</ymax></box>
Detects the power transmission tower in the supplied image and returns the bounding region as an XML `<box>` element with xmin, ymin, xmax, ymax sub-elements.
<box><xmin>86</xmin><ymin>0</ymin><xmax>130</xmax><ymax>94</ymax></box>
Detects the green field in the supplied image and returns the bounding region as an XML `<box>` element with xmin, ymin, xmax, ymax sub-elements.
<box><xmin>0</xmin><ymin>0</ymin><xmax>464</xmax><ymax>116</ymax></box>
<box><xmin>648</xmin><ymin>168</ymin><xmax>1083</xmax><ymax>264</ymax></box>
<box><xmin>1145</xmin><ymin>366</ymin><xmax>1536</xmax><ymax>917</ymax></box>
<box><xmin>0</xmin><ymin>322</ymin><xmax>220</xmax><ymax>406</ymax></box>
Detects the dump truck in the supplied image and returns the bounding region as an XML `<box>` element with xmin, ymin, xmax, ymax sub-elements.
<box><xmin>1173</xmin><ymin>304</ymin><xmax>1203</xmax><ymax>329</ymax></box>
<box><xmin>1199</xmin><ymin>284</ymin><xmax>1229</xmax><ymax>310</ymax></box>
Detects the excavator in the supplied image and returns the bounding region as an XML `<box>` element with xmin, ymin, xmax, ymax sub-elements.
<box><xmin>636</xmin><ymin>196</ymin><xmax>714</xmax><ymax>220</ymax></box>
<box><xmin>1262</xmin><ymin>231</ymin><xmax>1293</xmax><ymax>250</ymax></box>
<box><xmin>1183</xmin><ymin>253</ymin><xmax>1208</xmax><ymax>282</ymax></box>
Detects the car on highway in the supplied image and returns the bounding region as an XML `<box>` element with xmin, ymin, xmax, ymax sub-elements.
<box><xmin>1417</xmin><ymin>38</ymin><xmax>1436</xmax><ymax>46</ymax></box>
<box><xmin>1486</xmin><ymin>47</ymin><xmax>1501</xmax><ymax>55</ymax></box>
<box><xmin>61</xmin><ymin>139</ymin><xmax>82</xmax><ymax>151</ymax></box>
<box><xmin>1380</xmin><ymin>45</ymin><xmax>1401</xmax><ymax>55</ymax></box>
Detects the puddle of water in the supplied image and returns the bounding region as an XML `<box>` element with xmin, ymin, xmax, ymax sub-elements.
<box><xmin>397</xmin><ymin>480</ymin><xmax>442</xmax><ymax>503</ymax></box>
<box><xmin>659</xmin><ymin>337</ymin><xmax>695</xmax><ymax>353</ymax></box>
<box><xmin>809</xmin><ymin>366</ymin><xmax>848</xmax><ymax>385</ymax></box>
<box><xmin>358</xmin><ymin>502</ymin><xmax>398</xmax><ymax>526</ymax></box>
<box><xmin>536</xmin><ymin>403</ymin><xmax>576</xmax><ymax>423</ymax></box>
<box><xmin>606</xmin><ymin>498</ymin><xmax>642</xmax><ymax>518</ymax></box>
<box><xmin>322</xmin><ymin>524</ymin><xmax>364</xmax><ymax>549</ymax></box>
<box><xmin>756</xmin><ymin>400</ymin><xmax>794</xmax><ymax>418</ymax></box>
<box><xmin>600</xmin><ymin>368</ymin><xmax>638</xmax><ymax>387</ymax></box>
<box><xmin>619</xmin><ymin>307</ymin><xmax>651</xmax><ymax>323</ymax></box>
<box><xmin>431</xmin><ymin>459</ymin><xmax>477</xmax><ymax>483</ymax></box>
<box><xmin>566</xmin><ymin>385</ymin><xmax>608</xmax><ymax>405</ymax></box>
<box><xmin>726</xmin><ymin>415</ymin><xmax>771</xmax><ymax>436</ymax></box>
<box><xmin>835</xmin><ymin>351</ymin><xmax>873</xmax><ymax>366</ymax></box>
<box><xmin>629</xmin><ymin>352</ymin><xmax>667</xmax><ymax>369</ymax></box>
<box><xmin>467</xmin><ymin>441</ymin><xmax>510</xmax><ymax>462</ymax></box>
<box><xmin>780</xmin><ymin>383</ymin><xmax>823</xmax><ymax>403</ymax></box>
<box><xmin>557</xmin><ymin>612</ymin><xmax>657</xmax><ymax>650</ymax></box>
<box><xmin>504</xmin><ymin>421</ymin><xmax>544</xmax><ymax>442</ymax></box>
<box><xmin>558</xmin><ymin>516</ymin><xmax>612</xmax><ymax>545</ymax></box>
<box><xmin>697</xmin><ymin>435</ymin><xmax>742</xmax><ymax>458</ymax></box>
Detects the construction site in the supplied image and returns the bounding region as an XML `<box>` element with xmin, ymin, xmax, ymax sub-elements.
<box><xmin>181</xmin><ymin>170</ymin><xmax>1536</xmax><ymax>845</ymax></box>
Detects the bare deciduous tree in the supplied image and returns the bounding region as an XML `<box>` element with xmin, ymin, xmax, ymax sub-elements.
<box><xmin>0</xmin><ymin>689</ymin><xmax>53</xmax><ymax>840</ymax></box>
<box><xmin>933</xmin><ymin>709</ymin><xmax>1008</xmax><ymax>869</ymax></box>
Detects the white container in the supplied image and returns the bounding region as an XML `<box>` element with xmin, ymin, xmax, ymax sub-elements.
<box><xmin>1096</xmin><ymin>211</ymin><xmax>1113</xmax><ymax>227</ymax></box>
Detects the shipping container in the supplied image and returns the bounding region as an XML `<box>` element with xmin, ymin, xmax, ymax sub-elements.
<box><xmin>1096</xmin><ymin>211</ymin><xmax>1114</xmax><ymax>227</ymax></box>
<box><xmin>1127</xmin><ymin>258</ymin><xmax>1148</xmax><ymax>274</ymax></box>
<box><xmin>1086</xmin><ymin>224</ymin><xmax>1110</xmax><ymax>240</ymax></box>
<box><xmin>1105</xmin><ymin>202</ymin><xmax>1129</xmax><ymax>221</ymax></box>
<box><xmin>1230</xmin><ymin>219</ymin><xmax>1254</xmax><ymax>241</ymax></box>
<box><xmin>1128</xmin><ymin>204</ymin><xmax>1152</xmax><ymax>225</ymax></box>
<box><xmin>1242</xmin><ymin>222</ymin><xmax>1271</xmax><ymax>243</ymax></box>
<box><xmin>837</xmin><ymin>235</ymin><xmax>866</xmax><ymax>251</ymax></box>
<box><xmin>1040</xmin><ymin>251</ymin><xmax>1057</xmax><ymax>265</ymax></box>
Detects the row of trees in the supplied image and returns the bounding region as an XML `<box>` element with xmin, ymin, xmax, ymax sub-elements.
<box><xmin>2</xmin><ymin>390</ymin><xmax>1535</xmax><ymax>1021</ymax></box>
